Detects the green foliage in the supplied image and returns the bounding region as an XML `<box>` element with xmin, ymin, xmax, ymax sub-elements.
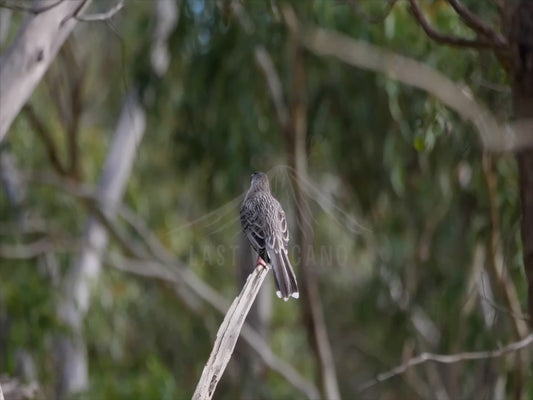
<box><xmin>0</xmin><ymin>0</ymin><xmax>528</xmax><ymax>398</ymax></box>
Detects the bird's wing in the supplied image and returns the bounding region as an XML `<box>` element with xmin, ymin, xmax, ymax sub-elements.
<box><xmin>240</xmin><ymin>199</ymin><xmax>266</xmax><ymax>255</ymax></box>
<box><xmin>266</xmin><ymin>203</ymin><xmax>298</xmax><ymax>300</ymax></box>
<box><xmin>277</xmin><ymin>206</ymin><xmax>289</xmax><ymax>248</ymax></box>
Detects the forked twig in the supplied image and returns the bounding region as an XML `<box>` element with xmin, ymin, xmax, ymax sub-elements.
<box><xmin>408</xmin><ymin>0</ymin><xmax>505</xmax><ymax>49</ymax></box>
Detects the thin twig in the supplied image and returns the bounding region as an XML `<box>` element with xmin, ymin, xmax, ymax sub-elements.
<box><xmin>408</xmin><ymin>0</ymin><xmax>504</xmax><ymax>49</ymax></box>
<box><xmin>359</xmin><ymin>334</ymin><xmax>533</xmax><ymax>391</ymax></box>
<box><xmin>74</xmin><ymin>0</ymin><xmax>123</xmax><ymax>22</ymax></box>
<box><xmin>446</xmin><ymin>0</ymin><xmax>506</xmax><ymax>46</ymax></box>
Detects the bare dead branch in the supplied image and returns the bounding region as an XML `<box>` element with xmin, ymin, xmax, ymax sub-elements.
<box><xmin>74</xmin><ymin>0</ymin><xmax>123</xmax><ymax>22</ymax></box>
<box><xmin>193</xmin><ymin>263</ymin><xmax>270</xmax><ymax>400</ymax></box>
<box><xmin>446</xmin><ymin>0</ymin><xmax>506</xmax><ymax>46</ymax></box>
<box><xmin>359</xmin><ymin>334</ymin><xmax>533</xmax><ymax>391</ymax></box>
<box><xmin>408</xmin><ymin>0</ymin><xmax>504</xmax><ymax>49</ymax></box>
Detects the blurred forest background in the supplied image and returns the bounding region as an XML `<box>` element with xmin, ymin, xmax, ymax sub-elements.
<box><xmin>0</xmin><ymin>0</ymin><xmax>532</xmax><ymax>399</ymax></box>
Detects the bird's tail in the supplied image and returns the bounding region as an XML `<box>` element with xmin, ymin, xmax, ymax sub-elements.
<box><xmin>268</xmin><ymin>247</ymin><xmax>299</xmax><ymax>301</ymax></box>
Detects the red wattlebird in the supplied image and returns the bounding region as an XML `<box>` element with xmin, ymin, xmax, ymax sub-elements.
<box><xmin>240</xmin><ymin>172</ymin><xmax>299</xmax><ymax>301</ymax></box>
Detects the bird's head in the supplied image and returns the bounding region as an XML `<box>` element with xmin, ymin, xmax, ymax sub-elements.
<box><xmin>250</xmin><ymin>171</ymin><xmax>270</xmax><ymax>192</ymax></box>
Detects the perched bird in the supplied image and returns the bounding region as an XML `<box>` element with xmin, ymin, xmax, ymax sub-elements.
<box><xmin>240</xmin><ymin>172</ymin><xmax>299</xmax><ymax>301</ymax></box>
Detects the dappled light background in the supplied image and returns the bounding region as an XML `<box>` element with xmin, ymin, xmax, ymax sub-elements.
<box><xmin>0</xmin><ymin>0</ymin><xmax>531</xmax><ymax>399</ymax></box>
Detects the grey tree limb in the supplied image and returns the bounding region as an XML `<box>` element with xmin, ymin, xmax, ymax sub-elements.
<box><xmin>0</xmin><ymin>0</ymin><xmax>92</xmax><ymax>141</ymax></box>
<box><xmin>55</xmin><ymin>91</ymin><xmax>145</xmax><ymax>397</ymax></box>
<box><xmin>193</xmin><ymin>264</ymin><xmax>269</xmax><ymax>400</ymax></box>
<box><xmin>296</xmin><ymin>20</ymin><xmax>532</xmax><ymax>152</ymax></box>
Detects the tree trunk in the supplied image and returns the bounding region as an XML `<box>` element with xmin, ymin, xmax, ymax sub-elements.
<box><xmin>55</xmin><ymin>91</ymin><xmax>145</xmax><ymax>398</ymax></box>
<box><xmin>0</xmin><ymin>0</ymin><xmax>91</xmax><ymax>141</ymax></box>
